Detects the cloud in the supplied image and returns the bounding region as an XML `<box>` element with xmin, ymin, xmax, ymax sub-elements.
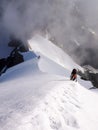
<box><xmin>0</xmin><ymin>0</ymin><xmax>77</xmax><ymax>41</ymax></box>
<box><xmin>0</xmin><ymin>0</ymin><xmax>98</xmax><ymax>68</ymax></box>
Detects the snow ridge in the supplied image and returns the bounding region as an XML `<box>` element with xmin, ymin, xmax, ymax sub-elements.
<box><xmin>0</xmin><ymin>35</ymin><xmax>98</xmax><ymax>130</ymax></box>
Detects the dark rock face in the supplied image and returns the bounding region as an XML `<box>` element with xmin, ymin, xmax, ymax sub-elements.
<box><xmin>78</xmin><ymin>65</ymin><xmax>98</xmax><ymax>88</ymax></box>
<box><xmin>8</xmin><ymin>39</ymin><xmax>29</xmax><ymax>52</ymax></box>
<box><xmin>0</xmin><ymin>38</ymin><xmax>30</xmax><ymax>75</ymax></box>
<box><xmin>0</xmin><ymin>58</ymin><xmax>6</xmax><ymax>72</ymax></box>
<box><xmin>6</xmin><ymin>51</ymin><xmax>24</xmax><ymax>68</ymax></box>
<box><xmin>89</xmin><ymin>73</ymin><xmax>98</xmax><ymax>88</ymax></box>
<box><xmin>0</xmin><ymin>50</ymin><xmax>24</xmax><ymax>75</ymax></box>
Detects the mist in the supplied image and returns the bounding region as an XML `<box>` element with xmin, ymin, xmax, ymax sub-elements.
<box><xmin>0</xmin><ymin>0</ymin><xmax>98</xmax><ymax>68</ymax></box>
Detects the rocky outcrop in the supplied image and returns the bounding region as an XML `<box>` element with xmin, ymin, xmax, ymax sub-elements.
<box><xmin>0</xmin><ymin>58</ymin><xmax>6</xmax><ymax>72</ymax></box>
<box><xmin>8</xmin><ymin>39</ymin><xmax>29</xmax><ymax>52</ymax></box>
<box><xmin>78</xmin><ymin>65</ymin><xmax>98</xmax><ymax>88</ymax></box>
<box><xmin>0</xmin><ymin>38</ymin><xmax>30</xmax><ymax>75</ymax></box>
<box><xmin>0</xmin><ymin>49</ymin><xmax>24</xmax><ymax>75</ymax></box>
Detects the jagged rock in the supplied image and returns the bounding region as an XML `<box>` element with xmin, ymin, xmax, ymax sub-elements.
<box><xmin>78</xmin><ymin>65</ymin><xmax>98</xmax><ymax>88</ymax></box>
<box><xmin>0</xmin><ymin>38</ymin><xmax>30</xmax><ymax>76</ymax></box>
<box><xmin>77</xmin><ymin>69</ymin><xmax>89</xmax><ymax>80</ymax></box>
<box><xmin>89</xmin><ymin>73</ymin><xmax>98</xmax><ymax>88</ymax></box>
<box><xmin>0</xmin><ymin>58</ymin><xmax>6</xmax><ymax>72</ymax></box>
<box><xmin>0</xmin><ymin>49</ymin><xmax>24</xmax><ymax>75</ymax></box>
<box><xmin>8</xmin><ymin>39</ymin><xmax>21</xmax><ymax>47</ymax></box>
<box><xmin>8</xmin><ymin>39</ymin><xmax>29</xmax><ymax>52</ymax></box>
<box><xmin>6</xmin><ymin>51</ymin><xmax>24</xmax><ymax>68</ymax></box>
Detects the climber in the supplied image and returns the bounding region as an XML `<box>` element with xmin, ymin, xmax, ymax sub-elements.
<box><xmin>70</xmin><ymin>68</ymin><xmax>77</xmax><ymax>81</ymax></box>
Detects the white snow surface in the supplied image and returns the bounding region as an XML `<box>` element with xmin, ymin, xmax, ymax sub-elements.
<box><xmin>0</xmin><ymin>35</ymin><xmax>98</xmax><ymax>130</ymax></box>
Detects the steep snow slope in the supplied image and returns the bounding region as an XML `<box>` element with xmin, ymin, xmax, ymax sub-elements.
<box><xmin>0</xmin><ymin>35</ymin><xmax>98</xmax><ymax>130</ymax></box>
<box><xmin>28</xmin><ymin>35</ymin><xmax>83</xmax><ymax>71</ymax></box>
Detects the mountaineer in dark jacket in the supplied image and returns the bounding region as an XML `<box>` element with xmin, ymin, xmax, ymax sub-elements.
<box><xmin>70</xmin><ymin>68</ymin><xmax>77</xmax><ymax>81</ymax></box>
